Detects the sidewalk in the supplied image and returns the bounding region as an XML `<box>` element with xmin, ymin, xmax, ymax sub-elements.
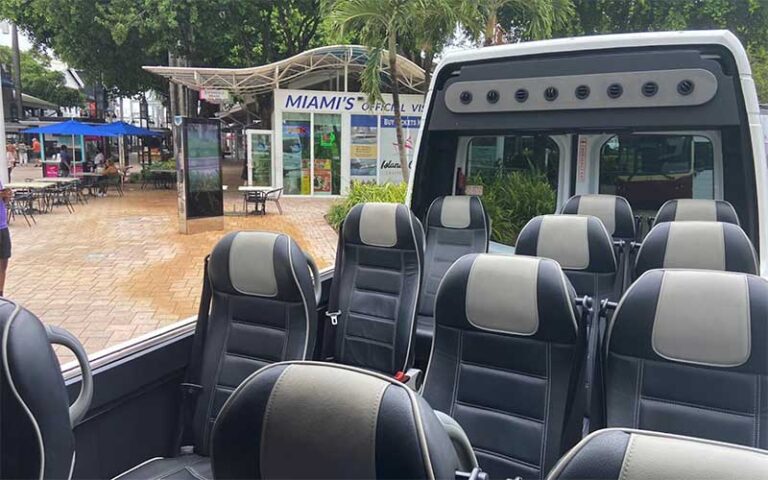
<box><xmin>6</xmin><ymin>175</ymin><xmax>337</xmax><ymax>359</ymax></box>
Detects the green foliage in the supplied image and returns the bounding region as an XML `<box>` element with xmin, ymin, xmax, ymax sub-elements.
<box><xmin>0</xmin><ymin>46</ymin><xmax>83</xmax><ymax>107</ymax></box>
<box><xmin>147</xmin><ymin>159</ymin><xmax>176</xmax><ymax>171</ymax></box>
<box><xmin>469</xmin><ymin>172</ymin><xmax>556</xmax><ymax>245</ymax></box>
<box><xmin>326</xmin><ymin>181</ymin><xmax>407</xmax><ymax>230</ymax></box>
<box><xmin>555</xmin><ymin>0</ymin><xmax>768</xmax><ymax>101</ymax></box>
<box><xmin>1</xmin><ymin>0</ymin><xmax>327</xmax><ymax>97</ymax></box>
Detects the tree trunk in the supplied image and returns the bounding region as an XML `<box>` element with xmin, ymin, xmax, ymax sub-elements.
<box><xmin>388</xmin><ymin>33</ymin><xmax>409</xmax><ymax>183</ymax></box>
<box><xmin>484</xmin><ymin>12</ymin><xmax>497</xmax><ymax>46</ymax></box>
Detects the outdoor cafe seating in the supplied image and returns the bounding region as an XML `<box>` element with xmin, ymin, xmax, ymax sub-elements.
<box><xmin>240</xmin><ymin>186</ymin><xmax>283</xmax><ymax>216</ymax></box>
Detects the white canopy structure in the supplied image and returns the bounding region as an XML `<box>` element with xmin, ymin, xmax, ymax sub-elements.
<box><xmin>143</xmin><ymin>45</ymin><xmax>426</xmax><ymax>97</ymax></box>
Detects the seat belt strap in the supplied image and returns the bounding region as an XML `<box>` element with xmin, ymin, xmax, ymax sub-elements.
<box><xmin>173</xmin><ymin>255</ymin><xmax>213</xmax><ymax>454</ymax></box>
<box><xmin>561</xmin><ymin>295</ymin><xmax>591</xmax><ymax>450</ymax></box>
<box><xmin>325</xmin><ymin>222</ymin><xmax>344</xmax><ymax>326</ymax></box>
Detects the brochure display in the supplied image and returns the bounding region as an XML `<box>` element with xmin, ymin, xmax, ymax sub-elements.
<box><xmin>175</xmin><ymin>117</ymin><xmax>224</xmax><ymax>234</ymax></box>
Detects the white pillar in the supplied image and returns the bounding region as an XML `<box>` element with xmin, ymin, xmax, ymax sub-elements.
<box><xmin>0</xmin><ymin>80</ymin><xmax>8</xmax><ymax>184</ymax></box>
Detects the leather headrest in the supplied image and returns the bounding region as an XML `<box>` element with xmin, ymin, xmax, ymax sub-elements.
<box><xmin>434</xmin><ymin>254</ymin><xmax>578</xmax><ymax>344</ymax></box>
<box><xmin>608</xmin><ymin>269</ymin><xmax>768</xmax><ymax>372</ymax></box>
<box><xmin>635</xmin><ymin>222</ymin><xmax>757</xmax><ymax>277</ymax></box>
<box><xmin>516</xmin><ymin>215</ymin><xmax>617</xmax><ymax>273</ymax></box>
<box><xmin>560</xmin><ymin>194</ymin><xmax>635</xmax><ymax>240</ymax></box>
<box><xmin>342</xmin><ymin>203</ymin><xmax>424</xmax><ymax>251</ymax></box>
<box><xmin>208</xmin><ymin>231</ymin><xmax>312</xmax><ymax>302</ymax></box>
<box><xmin>426</xmin><ymin>196</ymin><xmax>488</xmax><ymax>230</ymax></box>
<box><xmin>654</xmin><ymin>199</ymin><xmax>740</xmax><ymax>226</ymax></box>
<box><xmin>547</xmin><ymin>428</ymin><xmax>768</xmax><ymax>480</ymax></box>
<box><xmin>211</xmin><ymin>361</ymin><xmax>461</xmax><ymax>480</ymax></box>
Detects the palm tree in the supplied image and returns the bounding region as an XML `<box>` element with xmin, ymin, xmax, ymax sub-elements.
<box><xmin>326</xmin><ymin>0</ymin><xmax>417</xmax><ymax>182</ymax></box>
<box><xmin>482</xmin><ymin>0</ymin><xmax>573</xmax><ymax>45</ymax></box>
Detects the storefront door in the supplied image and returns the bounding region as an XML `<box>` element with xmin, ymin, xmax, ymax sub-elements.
<box><xmin>246</xmin><ymin>129</ymin><xmax>273</xmax><ymax>186</ymax></box>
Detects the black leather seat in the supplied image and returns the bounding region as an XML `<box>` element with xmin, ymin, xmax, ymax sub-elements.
<box><xmin>331</xmin><ymin>202</ymin><xmax>424</xmax><ymax>375</ymax></box>
<box><xmin>116</xmin><ymin>231</ymin><xmax>319</xmax><ymax>480</ymax></box>
<box><xmin>416</xmin><ymin>195</ymin><xmax>489</xmax><ymax>366</ymax></box>
<box><xmin>421</xmin><ymin>253</ymin><xmax>586</xmax><ymax>480</ymax></box>
<box><xmin>653</xmin><ymin>198</ymin><xmax>740</xmax><ymax>226</ymax></box>
<box><xmin>547</xmin><ymin>428</ymin><xmax>768</xmax><ymax>480</ymax></box>
<box><xmin>604</xmin><ymin>269</ymin><xmax>768</xmax><ymax>448</ymax></box>
<box><xmin>212</xmin><ymin>361</ymin><xmax>470</xmax><ymax>479</ymax></box>
<box><xmin>516</xmin><ymin>214</ymin><xmax>617</xmax><ymax>302</ymax></box>
<box><xmin>635</xmin><ymin>221</ymin><xmax>758</xmax><ymax>278</ymax></box>
<box><xmin>0</xmin><ymin>299</ymin><xmax>93</xmax><ymax>480</ymax></box>
<box><xmin>560</xmin><ymin>194</ymin><xmax>636</xmax><ymax>242</ymax></box>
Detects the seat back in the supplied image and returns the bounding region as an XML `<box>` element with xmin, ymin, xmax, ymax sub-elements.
<box><xmin>1</xmin><ymin>302</ymin><xmax>77</xmax><ymax>479</ymax></box>
<box><xmin>635</xmin><ymin>221</ymin><xmax>758</xmax><ymax>278</ymax></box>
<box><xmin>516</xmin><ymin>214</ymin><xmax>617</xmax><ymax>302</ymax></box>
<box><xmin>212</xmin><ymin>361</ymin><xmax>462</xmax><ymax>480</ymax></box>
<box><xmin>192</xmin><ymin>231</ymin><xmax>318</xmax><ymax>454</ymax></box>
<box><xmin>547</xmin><ymin>428</ymin><xmax>768</xmax><ymax>480</ymax></box>
<box><xmin>653</xmin><ymin>199</ymin><xmax>740</xmax><ymax>226</ymax></box>
<box><xmin>605</xmin><ymin>269</ymin><xmax>768</xmax><ymax>448</ymax></box>
<box><xmin>334</xmin><ymin>202</ymin><xmax>424</xmax><ymax>375</ymax></box>
<box><xmin>560</xmin><ymin>194</ymin><xmax>635</xmax><ymax>242</ymax></box>
<box><xmin>422</xmin><ymin>254</ymin><xmax>584</xmax><ymax>479</ymax></box>
<box><xmin>417</xmin><ymin>196</ymin><xmax>488</xmax><ymax>362</ymax></box>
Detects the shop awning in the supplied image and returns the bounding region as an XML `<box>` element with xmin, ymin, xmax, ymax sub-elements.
<box><xmin>143</xmin><ymin>45</ymin><xmax>426</xmax><ymax>97</ymax></box>
<box><xmin>21</xmin><ymin>93</ymin><xmax>58</xmax><ymax>110</ymax></box>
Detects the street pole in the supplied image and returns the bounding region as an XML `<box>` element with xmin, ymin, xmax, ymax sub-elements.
<box><xmin>10</xmin><ymin>23</ymin><xmax>23</xmax><ymax>120</ymax></box>
<box><xmin>0</xmin><ymin>78</ymin><xmax>8</xmax><ymax>184</ymax></box>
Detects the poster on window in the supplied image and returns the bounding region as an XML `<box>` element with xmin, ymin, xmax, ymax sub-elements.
<box><xmin>350</xmin><ymin>115</ymin><xmax>378</xmax><ymax>184</ymax></box>
<box><xmin>379</xmin><ymin>115</ymin><xmax>420</xmax><ymax>185</ymax></box>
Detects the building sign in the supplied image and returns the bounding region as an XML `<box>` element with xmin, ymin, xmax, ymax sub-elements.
<box><xmin>277</xmin><ymin>90</ymin><xmax>424</xmax><ymax>116</ymax></box>
<box><xmin>200</xmin><ymin>89</ymin><xmax>232</xmax><ymax>104</ymax></box>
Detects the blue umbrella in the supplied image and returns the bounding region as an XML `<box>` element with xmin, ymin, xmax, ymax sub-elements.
<box><xmin>97</xmin><ymin>121</ymin><xmax>162</xmax><ymax>137</ymax></box>
<box><xmin>21</xmin><ymin>119</ymin><xmax>116</xmax><ymax>137</ymax></box>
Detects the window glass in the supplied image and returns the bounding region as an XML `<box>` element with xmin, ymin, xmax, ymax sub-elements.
<box><xmin>599</xmin><ymin>134</ymin><xmax>714</xmax><ymax>212</ymax></box>
<box><xmin>466</xmin><ymin>135</ymin><xmax>559</xmax><ymax>246</ymax></box>
<box><xmin>282</xmin><ymin>112</ymin><xmax>311</xmax><ymax>194</ymax></box>
<box><xmin>313</xmin><ymin>114</ymin><xmax>341</xmax><ymax>195</ymax></box>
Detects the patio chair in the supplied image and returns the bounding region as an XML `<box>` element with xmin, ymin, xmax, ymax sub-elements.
<box><xmin>9</xmin><ymin>193</ymin><xmax>35</xmax><ymax>227</ymax></box>
<box><xmin>265</xmin><ymin>187</ymin><xmax>283</xmax><ymax>214</ymax></box>
<box><xmin>242</xmin><ymin>191</ymin><xmax>266</xmax><ymax>215</ymax></box>
<box><xmin>100</xmin><ymin>175</ymin><xmax>123</xmax><ymax>197</ymax></box>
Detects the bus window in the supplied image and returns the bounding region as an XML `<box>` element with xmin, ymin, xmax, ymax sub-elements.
<box><xmin>599</xmin><ymin>134</ymin><xmax>715</xmax><ymax>213</ymax></box>
<box><xmin>466</xmin><ymin>135</ymin><xmax>559</xmax><ymax>246</ymax></box>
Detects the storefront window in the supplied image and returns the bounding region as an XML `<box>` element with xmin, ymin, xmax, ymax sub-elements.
<box><xmin>599</xmin><ymin>134</ymin><xmax>714</xmax><ymax>213</ymax></box>
<box><xmin>282</xmin><ymin>113</ymin><xmax>311</xmax><ymax>194</ymax></box>
<box><xmin>465</xmin><ymin>135</ymin><xmax>559</xmax><ymax>246</ymax></box>
<box><xmin>350</xmin><ymin>115</ymin><xmax>378</xmax><ymax>183</ymax></box>
<box><xmin>313</xmin><ymin>114</ymin><xmax>341</xmax><ymax>195</ymax></box>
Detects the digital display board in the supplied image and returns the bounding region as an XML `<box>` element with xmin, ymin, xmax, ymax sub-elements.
<box><xmin>179</xmin><ymin>117</ymin><xmax>223</xmax><ymax>219</ymax></box>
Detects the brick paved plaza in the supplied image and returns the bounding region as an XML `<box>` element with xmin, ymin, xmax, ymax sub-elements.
<box><xmin>6</xmin><ymin>165</ymin><xmax>337</xmax><ymax>361</ymax></box>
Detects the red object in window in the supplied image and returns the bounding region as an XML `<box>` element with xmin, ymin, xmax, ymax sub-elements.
<box><xmin>456</xmin><ymin>168</ymin><xmax>466</xmax><ymax>195</ymax></box>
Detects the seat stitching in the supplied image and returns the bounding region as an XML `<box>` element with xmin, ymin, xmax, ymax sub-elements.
<box><xmin>539</xmin><ymin>342</ymin><xmax>551</xmax><ymax>480</ymax></box>
<box><xmin>347</xmin><ymin>310</ymin><xmax>397</xmax><ymax>323</ymax></box>
<box><xmin>460</xmin><ymin>360</ymin><xmax>548</xmax><ymax>380</ymax></box>
<box><xmin>224</xmin><ymin>351</ymin><xmax>275</xmax><ymax>364</ymax></box>
<box><xmin>755</xmin><ymin>375</ymin><xmax>760</xmax><ymax>447</ymax></box>
<box><xmin>352</xmin><ymin>285</ymin><xmax>401</xmax><ymax>297</ymax></box>
<box><xmin>454</xmin><ymin>400</ymin><xmax>544</xmax><ymax>424</ymax></box>
<box><xmin>230</xmin><ymin>318</ymin><xmax>286</xmax><ymax>332</ymax></box>
<box><xmin>185</xmin><ymin>465</ymin><xmax>209</xmax><ymax>480</ymax></box>
<box><xmin>640</xmin><ymin>395</ymin><xmax>756</xmax><ymax>417</ymax></box>
<box><xmin>450</xmin><ymin>331</ymin><xmax>463</xmax><ymax>417</ymax></box>
<box><xmin>473</xmin><ymin>447</ymin><xmax>540</xmax><ymax>470</ymax></box>
<box><xmin>344</xmin><ymin>335</ymin><xmax>396</xmax><ymax>349</ymax></box>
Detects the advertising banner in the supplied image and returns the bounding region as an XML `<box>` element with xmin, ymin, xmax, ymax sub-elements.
<box><xmin>379</xmin><ymin>115</ymin><xmax>420</xmax><ymax>185</ymax></box>
<box><xmin>177</xmin><ymin>117</ymin><xmax>223</xmax><ymax>223</ymax></box>
<box><xmin>350</xmin><ymin>115</ymin><xmax>378</xmax><ymax>183</ymax></box>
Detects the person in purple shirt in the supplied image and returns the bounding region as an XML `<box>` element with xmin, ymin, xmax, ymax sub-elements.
<box><xmin>0</xmin><ymin>181</ymin><xmax>11</xmax><ymax>297</ymax></box>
